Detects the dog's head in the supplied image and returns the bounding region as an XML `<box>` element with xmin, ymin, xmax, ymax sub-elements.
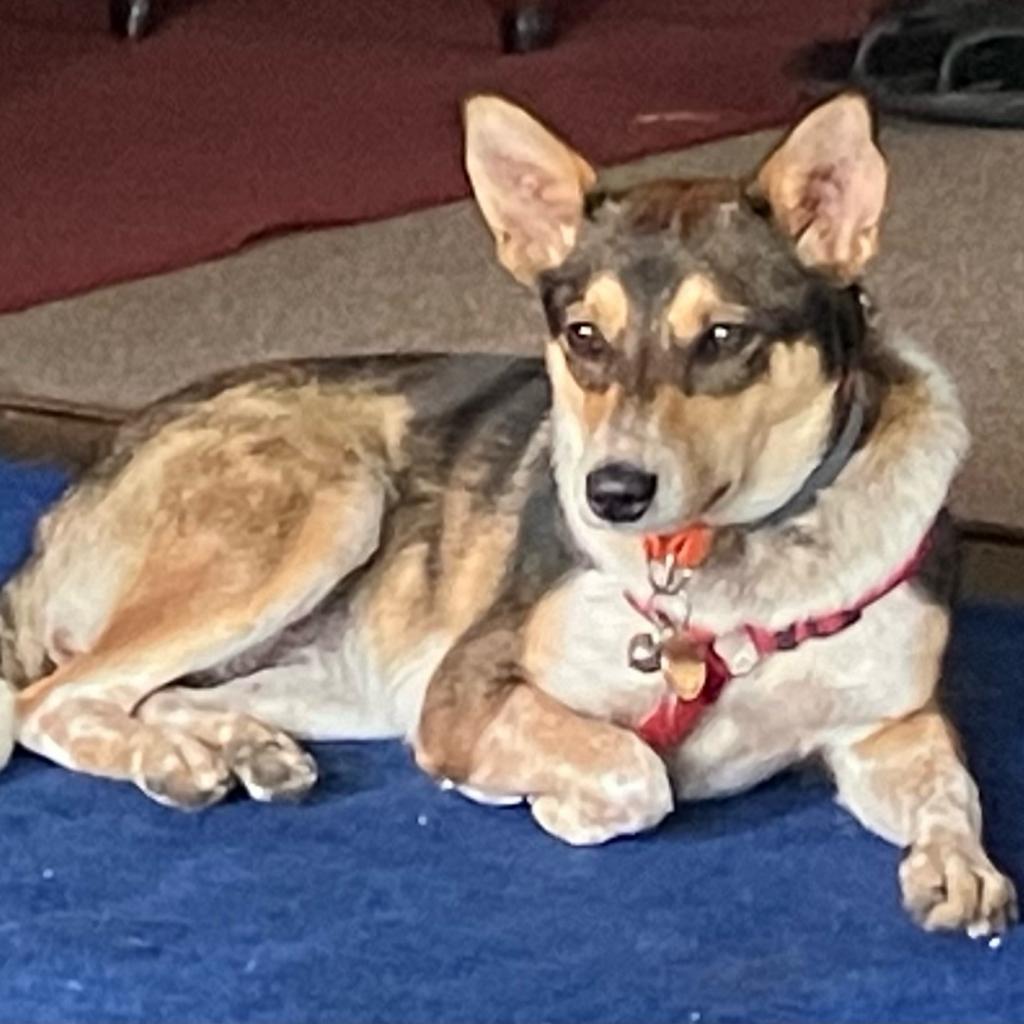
<box><xmin>464</xmin><ymin>94</ymin><xmax>887</xmax><ymax>535</ymax></box>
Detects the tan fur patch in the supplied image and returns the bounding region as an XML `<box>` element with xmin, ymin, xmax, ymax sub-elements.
<box><xmin>181</xmin><ymin>385</ymin><xmax>412</xmax><ymax>497</ymax></box>
<box><xmin>582</xmin><ymin>384</ymin><xmax>623</xmax><ymax>434</ymax></box>
<box><xmin>851</xmin><ymin>693</ymin><xmax>953</xmax><ymax>767</ymax></box>
<box><xmin>567</xmin><ymin>274</ymin><xmax>630</xmax><ymax>343</ymax></box>
<box><xmin>521</xmin><ymin>585</ymin><xmax>567</xmax><ymax>676</ymax></box>
<box><xmin>362</xmin><ymin>481</ymin><xmax>531</xmax><ymax>671</ymax></box>
<box><xmin>361</xmin><ymin>543</ymin><xmax>434</xmax><ymax>670</ymax></box>
<box><xmin>3</xmin><ymin>382</ymin><xmax>411</xmax><ymax>691</ymax></box>
<box><xmin>653</xmin><ymin>339</ymin><xmax>832</xmax><ymax>512</ymax></box>
<box><xmin>546</xmin><ymin>344</ymin><xmax>622</xmax><ymax>434</ymax></box>
<box><xmin>453</xmin><ymin>684</ymin><xmax>672</xmax><ymax>845</ymax></box>
<box><xmin>19</xmin><ymin>478</ymin><xmax>378</xmax><ymax>725</ymax></box>
<box><xmin>860</xmin><ymin>363</ymin><xmax>933</xmax><ymax>477</ymax></box>
<box><xmin>361</xmin><ymin>524</ymin><xmax>519</xmax><ymax>675</ymax></box>
<box><xmin>665</xmin><ymin>273</ymin><xmax>746</xmax><ymax>343</ymax></box>
<box><xmin>415</xmin><ymin>626</ymin><xmax>525</xmax><ymax>781</ymax></box>
<box><xmin>440</xmin><ymin>518</ymin><xmax>517</xmax><ymax>636</ymax></box>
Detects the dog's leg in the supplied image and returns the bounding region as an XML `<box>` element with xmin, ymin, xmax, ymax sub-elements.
<box><xmin>37</xmin><ymin>699</ymin><xmax>237</xmax><ymax>809</ymax></box>
<box><xmin>136</xmin><ymin>660</ymin><xmax>394</xmax><ymax>743</ymax></box>
<box><xmin>415</xmin><ymin>628</ymin><xmax>672</xmax><ymax>845</ymax></box>
<box><xmin>16</xmin><ymin>482</ymin><xmax>384</xmax><ymax>807</ymax></box>
<box><xmin>137</xmin><ymin>690</ymin><xmax>317</xmax><ymax>802</ymax></box>
<box><xmin>827</xmin><ymin>707</ymin><xmax>1017</xmax><ymax>935</ymax></box>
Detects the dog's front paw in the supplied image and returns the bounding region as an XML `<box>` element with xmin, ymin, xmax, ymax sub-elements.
<box><xmin>228</xmin><ymin>735</ymin><xmax>318</xmax><ymax>803</ymax></box>
<box><xmin>530</xmin><ymin>736</ymin><xmax>673</xmax><ymax>845</ymax></box>
<box><xmin>131</xmin><ymin>728</ymin><xmax>235</xmax><ymax>810</ymax></box>
<box><xmin>900</xmin><ymin>839</ymin><xmax>1018</xmax><ymax>936</ymax></box>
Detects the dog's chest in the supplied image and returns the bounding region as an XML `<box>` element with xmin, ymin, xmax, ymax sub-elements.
<box><xmin>522</xmin><ymin>570</ymin><xmax>667</xmax><ymax>725</ymax></box>
<box><xmin>670</xmin><ymin>586</ymin><xmax>948</xmax><ymax>797</ymax></box>
<box><xmin>520</xmin><ymin>567</ymin><xmax>944</xmax><ymax>785</ymax></box>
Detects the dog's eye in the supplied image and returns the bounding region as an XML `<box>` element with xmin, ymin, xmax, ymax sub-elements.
<box><xmin>565</xmin><ymin>321</ymin><xmax>609</xmax><ymax>360</ymax></box>
<box><xmin>696</xmin><ymin>322</ymin><xmax>751</xmax><ymax>359</ymax></box>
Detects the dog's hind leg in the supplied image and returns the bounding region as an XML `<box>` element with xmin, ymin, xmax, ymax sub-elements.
<box><xmin>136</xmin><ymin>689</ymin><xmax>318</xmax><ymax>802</ymax></box>
<box><xmin>15</xmin><ymin>478</ymin><xmax>384</xmax><ymax>807</ymax></box>
<box><xmin>135</xmin><ymin>619</ymin><xmax>422</xmax><ymax>799</ymax></box>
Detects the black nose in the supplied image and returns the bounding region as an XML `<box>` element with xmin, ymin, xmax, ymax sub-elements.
<box><xmin>585</xmin><ymin>462</ymin><xmax>658</xmax><ymax>523</ymax></box>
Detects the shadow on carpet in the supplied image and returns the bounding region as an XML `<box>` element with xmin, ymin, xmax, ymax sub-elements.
<box><xmin>1</xmin><ymin>460</ymin><xmax>1022</xmax><ymax>1024</ymax></box>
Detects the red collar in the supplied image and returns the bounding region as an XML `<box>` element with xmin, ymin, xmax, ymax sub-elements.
<box><xmin>632</xmin><ymin>526</ymin><xmax>935</xmax><ymax>749</ymax></box>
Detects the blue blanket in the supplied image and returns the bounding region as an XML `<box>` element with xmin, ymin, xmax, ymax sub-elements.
<box><xmin>0</xmin><ymin>459</ymin><xmax>1021</xmax><ymax>1024</ymax></box>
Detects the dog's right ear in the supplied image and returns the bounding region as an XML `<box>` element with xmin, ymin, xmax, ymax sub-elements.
<box><xmin>463</xmin><ymin>96</ymin><xmax>595</xmax><ymax>285</ymax></box>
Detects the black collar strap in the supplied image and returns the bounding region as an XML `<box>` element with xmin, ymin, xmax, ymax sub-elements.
<box><xmin>748</xmin><ymin>375</ymin><xmax>865</xmax><ymax>531</ymax></box>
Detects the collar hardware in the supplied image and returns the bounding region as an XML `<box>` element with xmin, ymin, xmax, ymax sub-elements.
<box><xmin>628</xmin><ymin>528</ymin><xmax>934</xmax><ymax>750</ymax></box>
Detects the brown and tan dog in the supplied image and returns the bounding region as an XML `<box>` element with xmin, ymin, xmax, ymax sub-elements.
<box><xmin>0</xmin><ymin>94</ymin><xmax>1015</xmax><ymax>935</ymax></box>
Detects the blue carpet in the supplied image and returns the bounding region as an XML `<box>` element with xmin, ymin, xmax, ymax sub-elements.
<box><xmin>0</xmin><ymin>459</ymin><xmax>1022</xmax><ymax>1024</ymax></box>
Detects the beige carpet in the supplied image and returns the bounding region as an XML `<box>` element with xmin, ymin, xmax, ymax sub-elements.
<box><xmin>1</xmin><ymin>118</ymin><xmax>1022</xmax><ymax>528</ymax></box>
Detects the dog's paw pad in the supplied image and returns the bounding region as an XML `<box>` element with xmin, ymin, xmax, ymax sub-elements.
<box><xmin>529</xmin><ymin>735</ymin><xmax>673</xmax><ymax>846</ymax></box>
<box><xmin>529</xmin><ymin>793</ymin><xmax>614</xmax><ymax>845</ymax></box>
<box><xmin>230</xmin><ymin>738</ymin><xmax>318</xmax><ymax>802</ymax></box>
<box><xmin>132</xmin><ymin>731</ymin><xmax>234</xmax><ymax>810</ymax></box>
<box><xmin>900</xmin><ymin>841</ymin><xmax>1018</xmax><ymax>936</ymax></box>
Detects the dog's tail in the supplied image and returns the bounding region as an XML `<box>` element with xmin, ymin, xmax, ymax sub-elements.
<box><xmin>0</xmin><ymin>677</ymin><xmax>15</xmax><ymax>770</ymax></box>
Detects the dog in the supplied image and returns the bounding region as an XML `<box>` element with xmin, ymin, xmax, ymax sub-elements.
<box><xmin>0</xmin><ymin>93</ymin><xmax>1015</xmax><ymax>936</ymax></box>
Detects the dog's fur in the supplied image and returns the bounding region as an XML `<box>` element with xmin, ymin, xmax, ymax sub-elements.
<box><xmin>0</xmin><ymin>95</ymin><xmax>1016</xmax><ymax>935</ymax></box>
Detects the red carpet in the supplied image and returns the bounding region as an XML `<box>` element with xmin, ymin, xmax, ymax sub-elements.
<box><xmin>0</xmin><ymin>0</ymin><xmax>873</xmax><ymax>313</ymax></box>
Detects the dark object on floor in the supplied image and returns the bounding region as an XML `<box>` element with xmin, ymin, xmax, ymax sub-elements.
<box><xmin>109</xmin><ymin>0</ymin><xmax>154</xmax><ymax>39</ymax></box>
<box><xmin>500</xmin><ymin>2</ymin><xmax>556</xmax><ymax>53</ymax></box>
<box><xmin>114</xmin><ymin>0</ymin><xmax>558</xmax><ymax>53</ymax></box>
<box><xmin>0</xmin><ymin>457</ymin><xmax>1022</xmax><ymax>1022</ymax></box>
<box><xmin>851</xmin><ymin>0</ymin><xmax>1024</xmax><ymax>125</ymax></box>
<box><xmin>0</xmin><ymin>397</ymin><xmax>120</xmax><ymax>472</ymax></box>
<box><xmin>0</xmin><ymin>0</ymin><xmax>876</xmax><ymax>314</ymax></box>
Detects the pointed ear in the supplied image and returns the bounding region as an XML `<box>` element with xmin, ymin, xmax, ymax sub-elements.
<box><xmin>753</xmin><ymin>93</ymin><xmax>887</xmax><ymax>281</ymax></box>
<box><xmin>463</xmin><ymin>95</ymin><xmax>596</xmax><ymax>284</ymax></box>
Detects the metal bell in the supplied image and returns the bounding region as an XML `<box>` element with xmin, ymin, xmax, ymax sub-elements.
<box><xmin>627</xmin><ymin>632</ymin><xmax>662</xmax><ymax>673</ymax></box>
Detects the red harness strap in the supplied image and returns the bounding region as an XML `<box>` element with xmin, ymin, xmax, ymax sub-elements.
<box><xmin>635</xmin><ymin>528</ymin><xmax>934</xmax><ymax>749</ymax></box>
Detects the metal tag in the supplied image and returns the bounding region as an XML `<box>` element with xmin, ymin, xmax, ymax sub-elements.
<box><xmin>627</xmin><ymin>632</ymin><xmax>663</xmax><ymax>673</ymax></box>
<box><xmin>661</xmin><ymin>634</ymin><xmax>708</xmax><ymax>701</ymax></box>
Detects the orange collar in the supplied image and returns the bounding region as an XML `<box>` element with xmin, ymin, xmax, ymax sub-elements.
<box><xmin>642</xmin><ymin>525</ymin><xmax>713</xmax><ymax>595</ymax></box>
<box><xmin>642</xmin><ymin>525</ymin><xmax>713</xmax><ymax>569</ymax></box>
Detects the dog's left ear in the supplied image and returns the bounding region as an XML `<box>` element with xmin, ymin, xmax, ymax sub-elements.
<box><xmin>464</xmin><ymin>95</ymin><xmax>596</xmax><ymax>284</ymax></box>
<box><xmin>753</xmin><ymin>93</ymin><xmax>887</xmax><ymax>282</ymax></box>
